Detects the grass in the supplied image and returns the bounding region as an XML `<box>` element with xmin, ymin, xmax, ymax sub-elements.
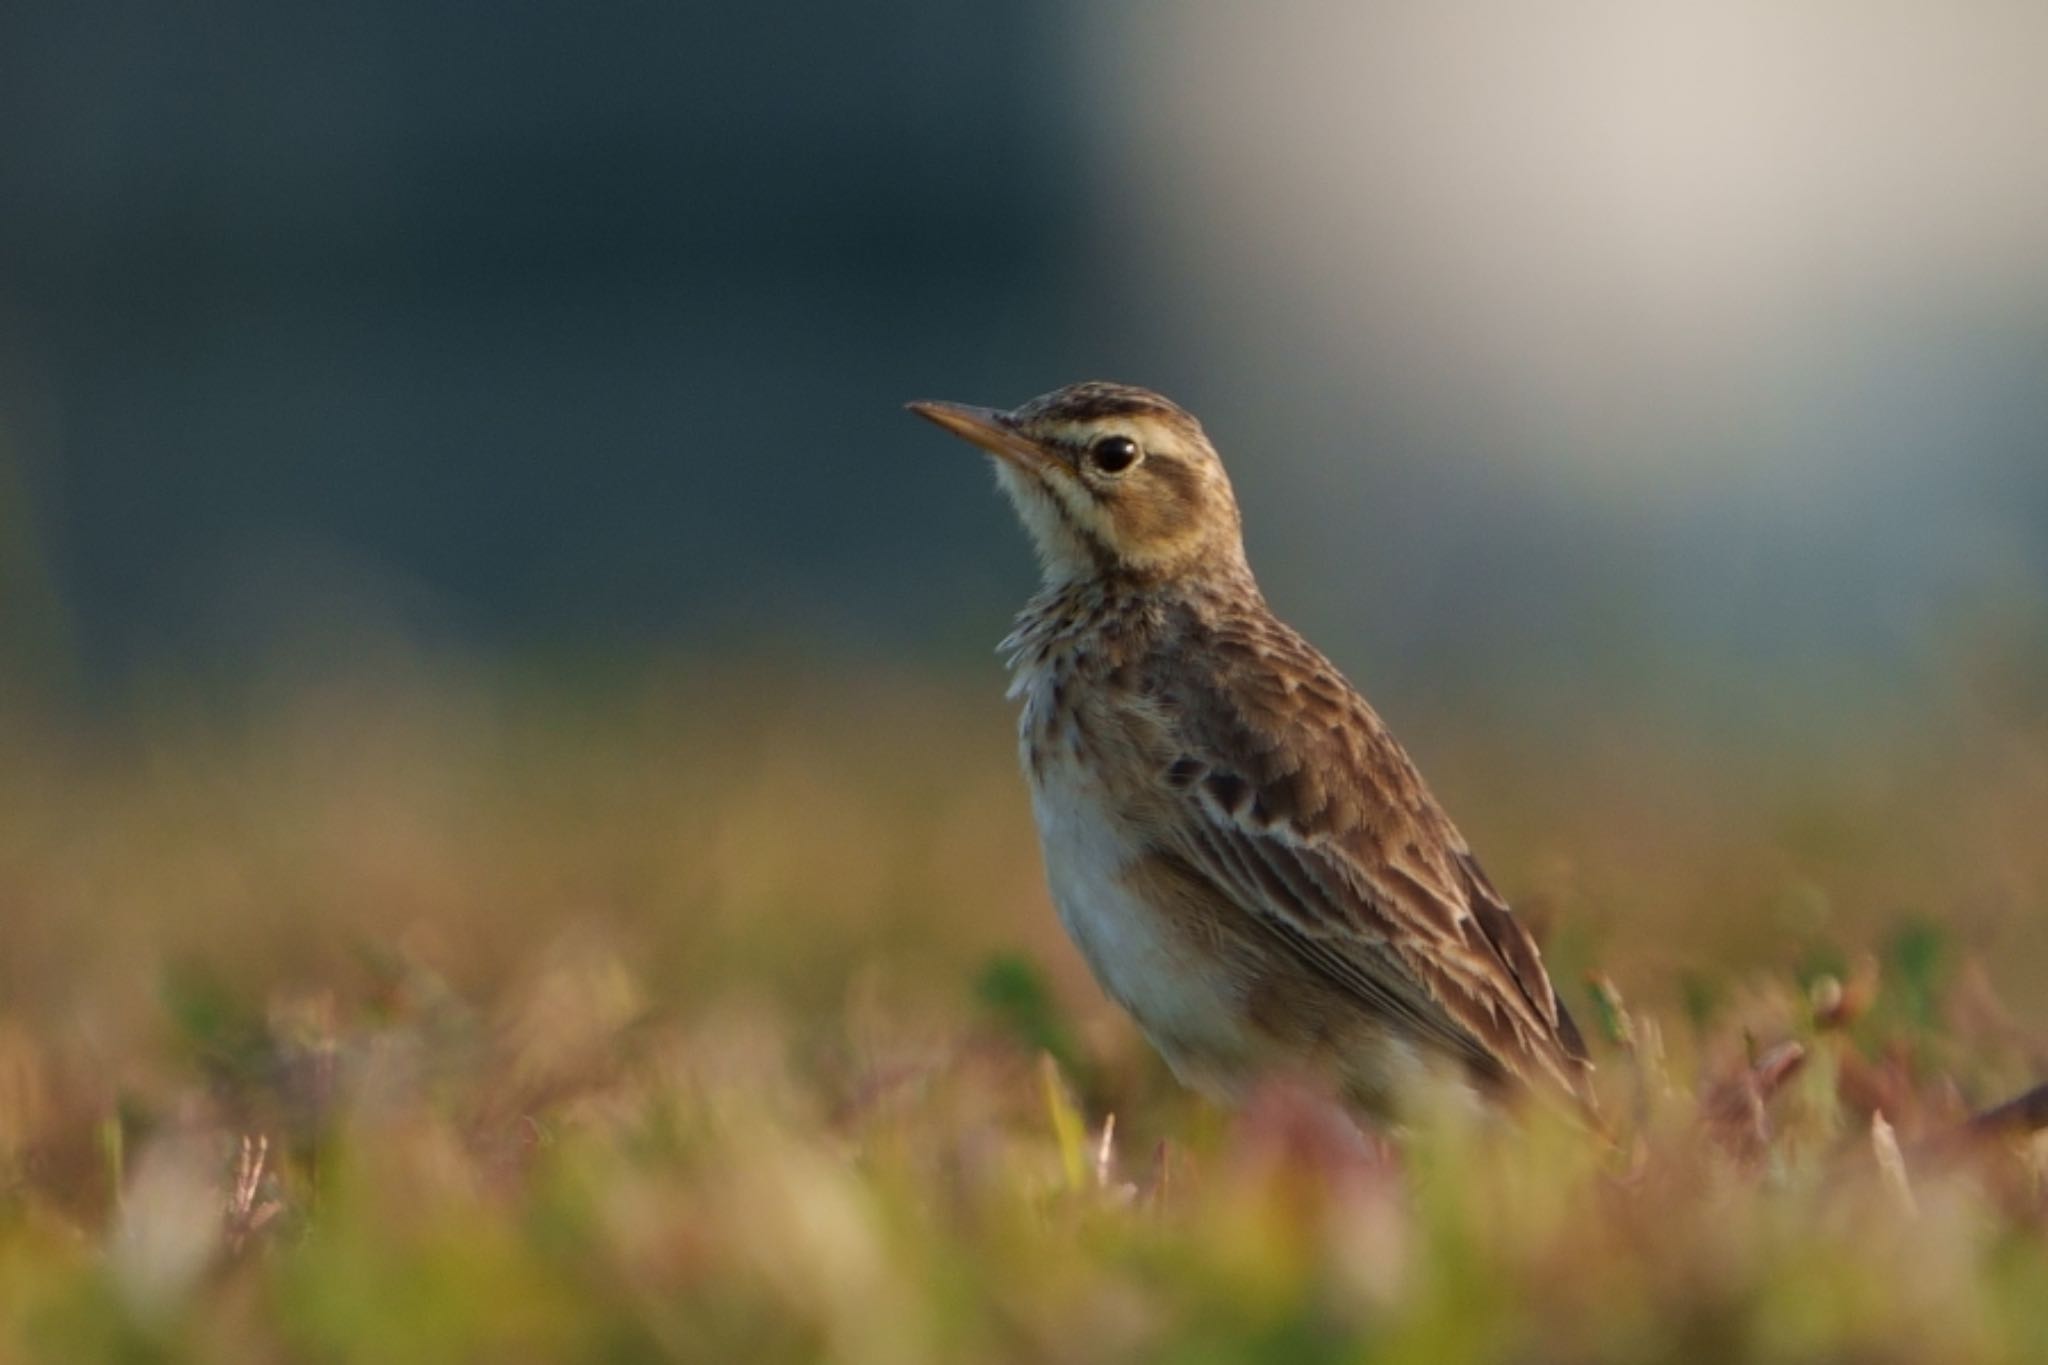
<box><xmin>0</xmin><ymin>659</ymin><xmax>2046</xmax><ymax>1362</ymax></box>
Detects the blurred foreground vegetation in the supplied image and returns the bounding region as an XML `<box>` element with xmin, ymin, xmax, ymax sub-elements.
<box><xmin>1</xmin><ymin>659</ymin><xmax>2046</xmax><ymax>1362</ymax></box>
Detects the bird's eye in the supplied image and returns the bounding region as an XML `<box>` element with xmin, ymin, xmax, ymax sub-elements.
<box><xmin>1088</xmin><ymin>435</ymin><xmax>1141</xmax><ymax>474</ymax></box>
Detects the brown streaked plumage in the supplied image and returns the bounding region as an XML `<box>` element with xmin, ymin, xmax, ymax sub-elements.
<box><xmin>907</xmin><ymin>382</ymin><xmax>1591</xmax><ymax>1112</ymax></box>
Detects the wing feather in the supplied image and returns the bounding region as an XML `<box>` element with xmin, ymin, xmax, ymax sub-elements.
<box><xmin>1147</xmin><ymin>615</ymin><xmax>1592</xmax><ymax>1097</ymax></box>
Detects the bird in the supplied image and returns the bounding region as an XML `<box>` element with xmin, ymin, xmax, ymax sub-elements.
<box><xmin>907</xmin><ymin>381</ymin><xmax>1592</xmax><ymax>1115</ymax></box>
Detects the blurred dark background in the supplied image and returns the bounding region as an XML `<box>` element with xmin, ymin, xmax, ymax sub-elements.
<box><xmin>4</xmin><ymin>0</ymin><xmax>2046</xmax><ymax>712</ymax></box>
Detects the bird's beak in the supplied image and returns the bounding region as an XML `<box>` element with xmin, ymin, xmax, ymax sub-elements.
<box><xmin>905</xmin><ymin>400</ymin><xmax>1060</xmax><ymax>475</ymax></box>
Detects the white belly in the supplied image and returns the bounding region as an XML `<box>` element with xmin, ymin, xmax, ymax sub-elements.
<box><xmin>1026</xmin><ymin>749</ymin><xmax>1249</xmax><ymax>1091</ymax></box>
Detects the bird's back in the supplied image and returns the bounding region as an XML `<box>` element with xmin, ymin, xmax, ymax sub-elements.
<box><xmin>1008</xmin><ymin>574</ymin><xmax>1591</xmax><ymax>1108</ymax></box>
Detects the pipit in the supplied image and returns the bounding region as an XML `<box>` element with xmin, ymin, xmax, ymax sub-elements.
<box><xmin>909</xmin><ymin>382</ymin><xmax>1591</xmax><ymax>1113</ymax></box>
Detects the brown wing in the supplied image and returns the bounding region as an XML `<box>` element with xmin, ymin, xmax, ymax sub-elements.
<box><xmin>1145</xmin><ymin>611</ymin><xmax>1591</xmax><ymax>1098</ymax></box>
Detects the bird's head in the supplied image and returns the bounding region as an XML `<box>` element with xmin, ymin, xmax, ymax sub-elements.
<box><xmin>909</xmin><ymin>382</ymin><xmax>1247</xmax><ymax>586</ymax></box>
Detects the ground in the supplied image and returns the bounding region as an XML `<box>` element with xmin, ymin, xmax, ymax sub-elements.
<box><xmin>0</xmin><ymin>660</ymin><xmax>2044</xmax><ymax>1363</ymax></box>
